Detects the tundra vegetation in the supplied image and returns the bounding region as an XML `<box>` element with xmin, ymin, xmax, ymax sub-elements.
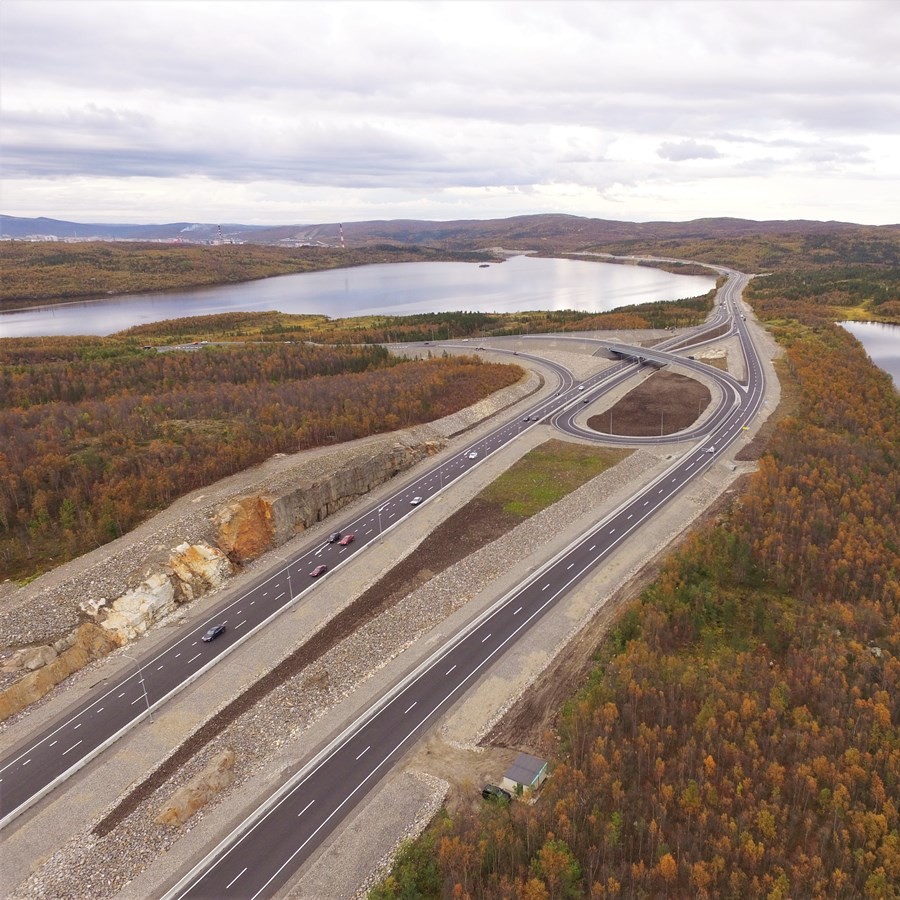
<box><xmin>370</xmin><ymin>244</ymin><xmax>900</xmax><ymax>898</ymax></box>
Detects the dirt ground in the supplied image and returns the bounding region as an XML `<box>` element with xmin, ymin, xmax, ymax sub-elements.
<box><xmin>587</xmin><ymin>369</ymin><xmax>710</xmax><ymax>436</ymax></box>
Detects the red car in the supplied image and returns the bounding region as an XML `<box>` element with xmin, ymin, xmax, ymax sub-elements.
<box><xmin>310</xmin><ymin>565</ymin><xmax>328</xmax><ymax>578</ymax></box>
<box><xmin>338</xmin><ymin>533</ymin><xmax>355</xmax><ymax>546</ymax></box>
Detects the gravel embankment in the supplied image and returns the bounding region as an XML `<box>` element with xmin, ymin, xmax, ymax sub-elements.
<box><xmin>11</xmin><ymin>446</ymin><xmax>651</xmax><ymax>900</ymax></box>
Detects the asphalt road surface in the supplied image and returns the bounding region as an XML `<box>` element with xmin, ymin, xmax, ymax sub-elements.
<box><xmin>165</xmin><ymin>268</ymin><xmax>765</xmax><ymax>898</ymax></box>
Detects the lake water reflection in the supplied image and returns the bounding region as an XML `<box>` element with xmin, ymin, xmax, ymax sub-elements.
<box><xmin>840</xmin><ymin>321</ymin><xmax>900</xmax><ymax>389</ymax></box>
<box><xmin>0</xmin><ymin>255</ymin><xmax>716</xmax><ymax>338</ymax></box>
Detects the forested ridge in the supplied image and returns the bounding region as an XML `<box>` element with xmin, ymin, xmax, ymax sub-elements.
<box><xmin>371</xmin><ymin>293</ymin><xmax>899</xmax><ymax>896</ymax></box>
<box><xmin>585</xmin><ymin>231</ymin><xmax>900</xmax><ymax>326</ymax></box>
<box><xmin>113</xmin><ymin>290</ymin><xmax>718</xmax><ymax>350</ymax></box>
<box><xmin>0</xmin><ymin>340</ymin><xmax>521</xmax><ymax>581</ymax></box>
<box><xmin>0</xmin><ymin>241</ymin><xmax>494</xmax><ymax>307</ymax></box>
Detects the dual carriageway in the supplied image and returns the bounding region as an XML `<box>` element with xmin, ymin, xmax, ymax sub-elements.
<box><xmin>1</xmin><ymin>266</ymin><xmax>766</xmax><ymax>897</ymax></box>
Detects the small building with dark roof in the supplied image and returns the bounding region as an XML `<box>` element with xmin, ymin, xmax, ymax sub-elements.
<box><xmin>501</xmin><ymin>752</ymin><xmax>548</xmax><ymax>798</ymax></box>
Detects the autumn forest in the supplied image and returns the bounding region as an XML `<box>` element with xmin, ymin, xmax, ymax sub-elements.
<box><xmin>369</xmin><ymin>242</ymin><xmax>900</xmax><ymax>898</ymax></box>
<box><xmin>0</xmin><ymin>340</ymin><xmax>521</xmax><ymax>580</ymax></box>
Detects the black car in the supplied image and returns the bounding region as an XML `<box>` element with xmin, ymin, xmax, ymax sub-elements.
<box><xmin>482</xmin><ymin>784</ymin><xmax>512</xmax><ymax>802</ymax></box>
<box><xmin>202</xmin><ymin>623</ymin><xmax>226</xmax><ymax>642</ymax></box>
<box><xmin>327</xmin><ymin>532</ymin><xmax>342</xmax><ymax>543</ymax></box>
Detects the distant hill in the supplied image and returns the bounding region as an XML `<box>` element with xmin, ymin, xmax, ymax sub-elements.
<box><xmin>0</xmin><ymin>215</ymin><xmax>273</xmax><ymax>243</ymax></box>
<box><xmin>3</xmin><ymin>212</ymin><xmax>895</xmax><ymax>251</ymax></box>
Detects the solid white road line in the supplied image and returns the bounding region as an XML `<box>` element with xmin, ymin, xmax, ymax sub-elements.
<box><xmin>225</xmin><ymin>867</ymin><xmax>247</xmax><ymax>889</ymax></box>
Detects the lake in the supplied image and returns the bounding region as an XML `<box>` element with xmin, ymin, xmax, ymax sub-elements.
<box><xmin>840</xmin><ymin>321</ymin><xmax>900</xmax><ymax>389</ymax></box>
<box><xmin>0</xmin><ymin>255</ymin><xmax>716</xmax><ymax>338</ymax></box>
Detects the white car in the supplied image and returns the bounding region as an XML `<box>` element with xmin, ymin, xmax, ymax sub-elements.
<box><xmin>410</xmin><ymin>496</ymin><xmax>423</xmax><ymax>505</ymax></box>
<box><xmin>704</xmin><ymin>447</ymin><xmax>716</xmax><ymax>454</ymax></box>
<box><xmin>467</xmin><ymin>451</ymin><xmax>478</xmax><ymax>459</ymax></box>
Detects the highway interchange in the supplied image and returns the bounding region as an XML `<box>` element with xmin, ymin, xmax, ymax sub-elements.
<box><xmin>1</xmin><ymin>265</ymin><xmax>766</xmax><ymax>897</ymax></box>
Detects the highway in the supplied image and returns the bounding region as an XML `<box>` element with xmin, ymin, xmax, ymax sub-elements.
<box><xmin>0</xmin><ymin>280</ymin><xmax>742</xmax><ymax>829</ymax></box>
<box><xmin>2</xmin><ymin>265</ymin><xmax>763</xmax><ymax>897</ymax></box>
<box><xmin>164</xmin><ymin>267</ymin><xmax>765</xmax><ymax>898</ymax></box>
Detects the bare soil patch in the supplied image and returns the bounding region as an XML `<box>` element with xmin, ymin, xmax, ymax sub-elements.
<box><xmin>587</xmin><ymin>369</ymin><xmax>710</xmax><ymax>436</ymax></box>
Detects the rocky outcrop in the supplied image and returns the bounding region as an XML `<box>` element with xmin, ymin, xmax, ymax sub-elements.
<box><xmin>97</xmin><ymin>573</ymin><xmax>177</xmax><ymax>644</ymax></box>
<box><xmin>72</xmin><ymin>542</ymin><xmax>233</xmax><ymax>645</ymax></box>
<box><xmin>168</xmin><ymin>541</ymin><xmax>233</xmax><ymax>601</ymax></box>
<box><xmin>213</xmin><ymin>496</ymin><xmax>275</xmax><ymax>563</ymax></box>
<box><xmin>214</xmin><ymin>440</ymin><xmax>442</xmax><ymax>564</ymax></box>
<box><xmin>155</xmin><ymin>749</ymin><xmax>236</xmax><ymax>826</ymax></box>
<box><xmin>1</xmin><ymin>644</ymin><xmax>58</xmax><ymax>674</ymax></box>
<box><xmin>0</xmin><ymin>623</ymin><xmax>121</xmax><ymax>722</ymax></box>
<box><xmin>0</xmin><ymin>541</ymin><xmax>234</xmax><ymax>720</ymax></box>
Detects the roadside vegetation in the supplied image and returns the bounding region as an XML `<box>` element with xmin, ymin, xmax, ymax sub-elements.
<box><xmin>370</xmin><ymin>261</ymin><xmax>899</xmax><ymax>897</ymax></box>
<box><xmin>0</xmin><ymin>336</ymin><xmax>521</xmax><ymax>581</ymax></box>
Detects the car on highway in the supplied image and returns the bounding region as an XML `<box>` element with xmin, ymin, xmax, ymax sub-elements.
<box><xmin>578</xmin><ymin>385</ymin><xmax>585</xmax><ymax>391</ymax></box>
<box><xmin>410</xmin><ymin>496</ymin><xmax>423</xmax><ymax>505</ymax></box>
<box><xmin>482</xmin><ymin>784</ymin><xmax>512</xmax><ymax>803</ymax></box>
<box><xmin>310</xmin><ymin>565</ymin><xmax>328</xmax><ymax>577</ymax></box>
<box><xmin>704</xmin><ymin>446</ymin><xmax>716</xmax><ymax>454</ymax></box>
<box><xmin>327</xmin><ymin>532</ymin><xmax>342</xmax><ymax>543</ymax></box>
<box><xmin>338</xmin><ymin>533</ymin><xmax>355</xmax><ymax>546</ymax></box>
<box><xmin>201</xmin><ymin>624</ymin><xmax>226</xmax><ymax>642</ymax></box>
<box><xmin>467</xmin><ymin>451</ymin><xmax>478</xmax><ymax>459</ymax></box>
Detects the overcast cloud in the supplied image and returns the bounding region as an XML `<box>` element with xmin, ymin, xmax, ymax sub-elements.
<box><xmin>1</xmin><ymin>0</ymin><xmax>898</xmax><ymax>225</ymax></box>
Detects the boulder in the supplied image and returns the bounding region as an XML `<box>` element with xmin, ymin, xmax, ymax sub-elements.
<box><xmin>100</xmin><ymin>572</ymin><xmax>176</xmax><ymax>643</ymax></box>
<box><xmin>22</xmin><ymin>645</ymin><xmax>59</xmax><ymax>671</ymax></box>
<box><xmin>78</xmin><ymin>595</ymin><xmax>108</xmax><ymax>618</ymax></box>
<box><xmin>169</xmin><ymin>542</ymin><xmax>234</xmax><ymax>600</ymax></box>
<box><xmin>155</xmin><ymin>749</ymin><xmax>237</xmax><ymax>826</ymax></box>
<box><xmin>0</xmin><ymin>623</ymin><xmax>121</xmax><ymax>723</ymax></box>
<box><xmin>0</xmin><ymin>644</ymin><xmax>59</xmax><ymax>673</ymax></box>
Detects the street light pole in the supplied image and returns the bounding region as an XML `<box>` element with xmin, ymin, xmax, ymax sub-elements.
<box><xmin>121</xmin><ymin>651</ymin><xmax>153</xmax><ymax>723</ymax></box>
<box><xmin>378</xmin><ymin>504</ymin><xmax>387</xmax><ymax>537</ymax></box>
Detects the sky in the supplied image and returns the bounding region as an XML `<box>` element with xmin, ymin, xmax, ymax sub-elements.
<box><xmin>1</xmin><ymin>0</ymin><xmax>898</xmax><ymax>227</ymax></box>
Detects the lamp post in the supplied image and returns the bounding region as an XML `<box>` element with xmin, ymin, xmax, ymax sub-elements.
<box><xmin>377</xmin><ymin>503</ymin><xmax>388</xmax><ymax>537</ymax></box>
<box><xmin>121</xmin><ymin>652</ymin><xmax>153</xmax><ymax>723</ymax></box>
<box><xmin>286</xmin><ymin>564</ymin><xmax>294</xmax><ymax>600</ymax></box>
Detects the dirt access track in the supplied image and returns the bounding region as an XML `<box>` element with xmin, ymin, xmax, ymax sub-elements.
<box><xmin>0</xmin><ymin>319</ymin><xmax>782</xmax><ymax>900</ymax></box>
